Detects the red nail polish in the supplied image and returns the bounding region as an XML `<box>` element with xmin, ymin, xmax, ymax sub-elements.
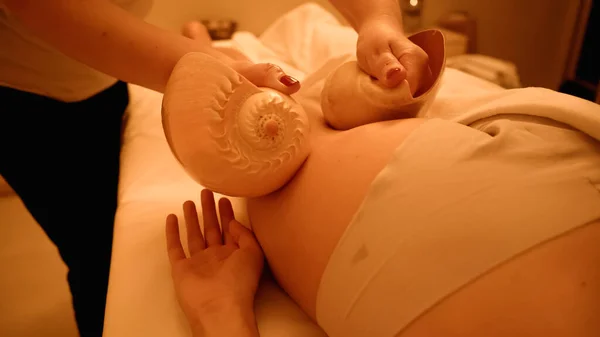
<box><xmin>280</xmin><ymin>75</ymin><xmax>299</xmax><ymax>86</ymax></box>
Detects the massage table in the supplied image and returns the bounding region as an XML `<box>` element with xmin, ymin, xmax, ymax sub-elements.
<box><xmin>103</xmin><ymin>4</ymin><xmax>506</xmax><ymax>337</ymax></box>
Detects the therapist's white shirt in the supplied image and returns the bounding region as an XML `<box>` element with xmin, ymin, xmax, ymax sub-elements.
<box><xmin>0</xmin><ymin>0</ymin><xmax>152</xmax><ymax>102</ymax></box>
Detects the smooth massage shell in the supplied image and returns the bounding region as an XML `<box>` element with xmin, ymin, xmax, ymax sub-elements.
<box><xmin>322</xmin><ymin>29</ymin><xmax>447</xmax><ymax>130</ymax></box>
<box><xmin>162</xmin><ymin>53</ymin><xmax>311</xmax><ymax>197</ymax></box>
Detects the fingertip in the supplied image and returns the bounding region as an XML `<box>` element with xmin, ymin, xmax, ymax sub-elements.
<box><xmin>219</xmin><ymin>200</ymin><xmax>232</xmax><ymax>216</ymax></box>
<box><xmin>200</xmin><ymin>189</ymin><xmax>212</xmax><ymax>199</ymax></box>
<box><xmin>230</xmin><ymin>221</ymin><xmax>262</xmax><ymax>252</ymax></box>
<box><xmin>165</xmin><ymin>214</ymin><xmax>186</xmax><ymax>262</ymax></box>
<box><xmin>218</xmin><ymin>197</ymin><xmax>232</xmax><ymax>209</ymax></box>
<box><xmin>382</xmin><ymin>66</ymin><xmax>406</xmax><ymax>88</ymax></box>
<box><xmin>386</xmin><ymin>66</ymin><xmax>406</xmax><ymax>81</ymax></box>
<box><xmin>166</xmin><ymin>214</ymin><xmax>178</xmax><ymax>231</ymax></box>
<box><xmin>271</xmin><ymin>74</ymin><xmax>299</xmax><ymax>95</ymax></box>
<box><xmin>284</xmin><ymin>82</ymin><xmax>302</xmax><ymax>95</ymax></box>
<box><xmin>241</xmin><ymin>62</ymin><xmax>301</xmax><ymax>94</ymax></box>
<box><xmin>165</xmin><ymin>214</ymin><xmax>180</xmax><ymax>240</ymax></box>
<box><xmin>200</xmin><ymin>190</ymin><xmax>216</xmax><ymax>208</ymax></box>
<box><xmin>279</xmin><ymin>75</ymin><xmax>299</xmax><ymax>87</ymax></box>
<box><xmin>183</xmin><ymin>200</ymin><xmax>198</xmax><ymax>214</ymax></box>
<box><xmin>228</xmin><ymin>220</ymin><xmax>251</xmax><ymax>240</ymax></box>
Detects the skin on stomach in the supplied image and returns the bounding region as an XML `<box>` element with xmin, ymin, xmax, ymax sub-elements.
<box><xmin>248</xmin><ymin>117</ymin><xmax>428</xmax><ymax>318</ymax></box>
<box><xmin>247</xmin><ymin>116</ymin><xmax>600</xmax><ymax>336</ymax></box>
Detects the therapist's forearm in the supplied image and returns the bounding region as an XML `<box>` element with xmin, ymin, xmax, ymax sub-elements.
<box><xmin>3</xmin><ymin>0</ymin><xmax>231</xmax><ymax>93</ymax></box>
<box><xmin>329</xmin><ymin>0</ymin><xmax>404</xmax><ymax>31</ymax></box>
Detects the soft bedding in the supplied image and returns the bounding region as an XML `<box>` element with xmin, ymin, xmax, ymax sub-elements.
<box><xmin>103</xmin><ymin>3</ymin><xmax>511</xmax><ymax>337</ymax></box>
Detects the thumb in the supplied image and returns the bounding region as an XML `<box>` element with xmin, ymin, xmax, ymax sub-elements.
<box><xmin>235</xmin><ymin>62</ymin><xmax>301</xmax><ymax>95</ymax></box>
<box><xmin>372</xmin><ymin>51</ymin><xmax>407</xmax><ymax>89</ymax></box>
<box><xmin>228</xmin><ymin>220</ymin><xmax>261</xmax><ymax>252</ymax></box>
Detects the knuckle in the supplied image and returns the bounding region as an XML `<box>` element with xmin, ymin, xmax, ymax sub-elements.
<box><xmin>264</xmin><ymin>63</ymin><xmax>282</xmax><ymax>74</ymax></box>
<box><xmin>411</xmin><ymin>46</ymin><xmax>430</xmax><ymax>64</ymax></box>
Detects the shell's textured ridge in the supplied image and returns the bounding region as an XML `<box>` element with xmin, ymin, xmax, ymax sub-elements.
<box><xmin>205</xmin><ymin>89</ymin><xmax>308</xmax><ymax>175</ymax></box>
<box><xmin>163</xmin><ymin>52</ymin><xmax>312</xmax><ymax>197</ymax></box>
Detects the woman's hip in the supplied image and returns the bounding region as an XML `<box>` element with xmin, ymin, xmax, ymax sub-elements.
<box><xmin>315</xmin><ymin>118</ymin><xmax>600</xmax><ymax>337</ymax></box>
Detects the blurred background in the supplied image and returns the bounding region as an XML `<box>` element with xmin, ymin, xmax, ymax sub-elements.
<box><xmin>1</xmin><ymin>1</ymin><xmax>597</xmax><ymax>337</ymax></box>
<box><xmin>143</xmin><ymin>0</ymin><xmax>598</xmax><ymax>99</ymax></box>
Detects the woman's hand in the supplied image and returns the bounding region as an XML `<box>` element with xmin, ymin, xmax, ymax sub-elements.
<box><xmin>165</xmin><ymin>189</ymin><xmax>264</xmax><ymax>337</ymax></box>
<box><xmin>356</xmin><ymin>16</ymin><xmax>433</xmax><ymax>94</ymax></box>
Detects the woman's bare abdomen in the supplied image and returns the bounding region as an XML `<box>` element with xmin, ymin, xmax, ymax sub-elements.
<box><xmin>247</xmin><ymin>117</ymin><xmax>427</xmax><ymax>318</ymax></box>
<box><xmin>247</xmin><ymin>116</ymin><xmax>600</xmax><ymax>337</ymax></box>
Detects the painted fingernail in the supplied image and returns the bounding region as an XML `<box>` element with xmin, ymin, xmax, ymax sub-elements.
<box><xmin>386</xmin><ymin>67</ymin><xmax>402</xmax><ymax>80</ymax></box>
<box><xmin>280</xmin><ymin>75</ymin><xmax>299</xmax><ymax>86</ymax></box>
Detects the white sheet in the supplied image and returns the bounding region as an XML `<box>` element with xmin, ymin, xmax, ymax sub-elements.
<box><xmin>103</xmin><ymin>3</ymin><xmax>508</xmax><ymax>337</ymax></box>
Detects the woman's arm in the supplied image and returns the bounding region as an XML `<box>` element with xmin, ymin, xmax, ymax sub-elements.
<box><xmin>328</xmin><ymin>0</ymin><xmax>404</xmax><ymax>32</ymax></box>
<box><xmin>190</xmin><ymin>303</ymin><xmax>259</xmax><ymax>337</ymax></box>
<box><xmin>3</xmin><ymin>0</ymin><xmax>296</xmax><ymax>94</ymax></box>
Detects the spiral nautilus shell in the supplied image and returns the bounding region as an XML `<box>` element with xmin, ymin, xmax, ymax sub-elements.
<box><xmin>162</xmin><ymin>53</ymin><xmax>311</xmax><ymax>197</ymax></box>
<box><xmin>321</xmin><ymin>29</ymin><xmax>447</xmax><ymax>130</ymax></box>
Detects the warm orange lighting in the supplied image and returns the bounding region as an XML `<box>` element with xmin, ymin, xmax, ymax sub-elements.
<box><xmin>410</xmin><ymin>0</ymin><xmax>419</xmax><ymax>7</ymax></box>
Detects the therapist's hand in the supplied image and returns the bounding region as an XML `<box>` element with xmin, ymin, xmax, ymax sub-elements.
<box><xmin>357</xmin><ymin>16</ymin><xmax>433</xmax><ymax>95</ymax></box>
<box><xmin>181</xmin><ymin>21</ymin><xmax>301</xmax><ymax>96</ymax></box>
<box><xmin>165</xmin><ymin>189</ymin><xmax>263</xmax><ymax>337</ymax></box>
<box><xmin>230</xmin><ymin>60</ymin><xmax>301</xmax><ymax>96</ymax></box>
